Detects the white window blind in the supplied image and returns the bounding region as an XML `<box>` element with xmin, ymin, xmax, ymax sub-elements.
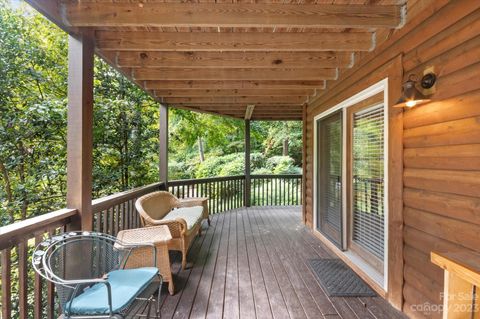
<box><xmin>352</xmin><ymin>104</ymin><xmax>385</xmax><ymax>260</ymax></box>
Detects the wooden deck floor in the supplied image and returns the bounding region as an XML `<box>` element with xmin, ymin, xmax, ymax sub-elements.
<box><xmin>157</xmin><ymin>206</ymin><xmax>406</xmax><ymax>319</ymax></box>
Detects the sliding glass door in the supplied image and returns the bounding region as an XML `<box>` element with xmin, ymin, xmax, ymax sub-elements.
<box><xmin>347</xmin><ymin>98</ymin><xmax>386</xmax><ymax>274</ymax></box>
<box><xmin>315</xmin><ymin>91</ymin><xmax>387</xmax><ymax>280</ymax></box>
<box><xmin>316</xmin><ymin>110</ymin><xmax>343</xmax><ymax>249</ymax></box>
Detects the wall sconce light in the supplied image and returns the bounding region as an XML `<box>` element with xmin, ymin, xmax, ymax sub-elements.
<box><xmin>394</xmin><ymin>73</ymin><xmax>437</xmax><ymax>108</ymax></box>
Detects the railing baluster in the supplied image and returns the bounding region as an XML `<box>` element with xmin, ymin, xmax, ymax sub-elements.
<box><xmin>233</xmin><ymin>179</ymin><xmax>237</xmax><ymax>208</ymax></box>
<box><xmin>227</xmin><ymin>180</ymin><xmax>230</xmax><ymax>211</ymax></box>
<box><xmin>114</xmin><ymin>205</ymin><xmax>119</xmax><ymax>235</ymax></box>
<box><xmin>220</xmin><ymin>180</ymin><xmax>223</xmax><ymax>212</ymax></box>
<box><xmin>253</xmin><ymin>178</ymin><xmax>256</xmax><ymax>206</ymax></box>
<box><xmin>127</xmin><ymin>200</ymin><xmax>131</xmax><ymax>229</ymax></box>
<box><xmin>109</xmin><ymin>207</ymin><xmax>114</xmax><ymax>234</ymax></box>
<box><xmin>295</xmin><ymin>177</ymin><xmax>298</xmax><ymax>205</ymax></box>
<box><xmin>221</xmin><ymin>180</ymin><xmax>224</xmax><ymax>212</ymax></box>
<box><xmin>276</xmin><ymin>177</ymin><xmax>279</xmax><ymax>205</ymax></box>
<box><xmin>103</xmin><ymin>208</ymin><xmax>108</xmax><ymax>233</ymax></box>
<box><xmin>46</xmin><ymin>229</ymin><xmax>55</xmax><ymax>319</ymax></box>
<box><xmin>224</xmin><ymin>180</ymin><xmax>226</xmax><ymax>212</ymax></box>
<box><xmin>238</xmin><ymin>178</ymin><xmax>241</xmax><ymax>208</ymax></box>
<box><xmin>256</xmin><ymin>178</ymin><xmax>258</xmax><ymax>206</ymax></box>
<box><xmin>236</xmin><ymin>178</ymin><xmax>239</xmax><ymax>208</ymax></box>
<box><xmin>229</xmin><ymin>180</ymin><xmax>233</xmax><ymax>210</ymax></box>
<box><xmin>18</xmin><ymin>242</ymin><xmax>32</xmax><ymax>319</ymax></box>
<box><xmin>1</xmin><ymin>248</ymin><xmax>12</xmax><ymax>319</ymax></box>
<box><xmin>34</xmin><ymin>235</ymin><xmax>43</xmax><ymax>319</ymax></box>
<box><xmin>216</xmin><ymin>180</ymin><xmax>220</xmax><ymax>213</ymax></box>
<box><xmin>220</xmin><ymin>180</ymin><xmax>223</xmax><ymax>213</ymax></box>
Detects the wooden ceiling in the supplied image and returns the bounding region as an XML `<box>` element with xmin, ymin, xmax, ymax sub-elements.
<box><xmin>58</xmin><ymin>0</ymin><xmax>406</xmax><ymax>120</ymax></box>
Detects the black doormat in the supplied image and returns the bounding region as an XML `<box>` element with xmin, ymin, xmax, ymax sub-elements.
<box><xmin>308</xmin><ymin>259</ymin><xmax>377</xmax><ymax>297</ymax></box>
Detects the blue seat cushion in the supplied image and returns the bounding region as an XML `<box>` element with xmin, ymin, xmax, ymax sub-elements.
<box><xmin>66</xmin><ymin>267</ymin><xmax>159</xmax><ymax>315</ymax></box>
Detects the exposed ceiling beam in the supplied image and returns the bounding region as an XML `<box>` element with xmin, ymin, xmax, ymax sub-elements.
<box><xmin>27</xmin><ymin>0</ymin><xmax>78</xmax><ymax>34</ymax></box>
<box><xmin>251</xmin><ymin>116</ymin><xmax>303</xmax><ymax>121</ymax></box>
<box><xmin>174</xmin><ymin>104</ymin><xmax>303</xmax><ymax>111</ymax></box>
<box><xmin>63</xmin><ymin>3</ymin><xmax>402</xmax><ymax>29</ymax></box>
<box><xmin>170</xmin><ymin>104</ymin><xmax>302</xmax><ymax>120</ymax></box>
<box><xmin>145</xmin><ymin>80</ymin><xmax>326</xmax><ymax>90</ymax></box>
<box><xmin>163</xmin><ymin>96</ymin><xmax>306</xmax><ymax>104</ymax></box>
<box><xmin>96</xmin><ymin>31</ymin><xmax>373</xmax><ymax>52</ymax></box>
<box><xmin>133</xmin><ymin>68</ymin><xmax>337</xmax><ymax>81</ymax></box>
<box><xmin>153</xmin><ymin>89</ymin><xmax>314</xmax><ymax>97</ymax></box>
<box><xmin>116</xmin><ymin>51</ymin><xmax>353</xmax><ymax>69</ymax></box>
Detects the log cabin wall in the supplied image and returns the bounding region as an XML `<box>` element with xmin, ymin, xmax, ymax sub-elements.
<box><xmin>304</xmin><ymin>1</ymin><xmax>480</xmax><ymax>318</ymax></box>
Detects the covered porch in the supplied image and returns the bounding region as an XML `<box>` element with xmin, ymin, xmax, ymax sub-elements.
<box><xmin>1</xmin><ymin>1</ymin><xmax>480</xmax><ymax>319</ymax></box>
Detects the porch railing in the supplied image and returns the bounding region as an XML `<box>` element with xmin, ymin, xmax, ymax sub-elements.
<box><xmin>0</xmin><ymin>174</ymin><xmax>301</xmax><ymax>319</ymax></box>
<box><xmin>91</xmin><ymin>182</ymin><xmax>164</xmax><ymax>237</ymax></box>
<box><xmin>251</xmin><ymin>174</ymin><xmax>302</xmax><ymax>206</ymax></box>
<box><xmin>168</xmin><ymin>174</ymin><xmax>302</xmax><ymax>213</ymax></box>
<box><xmin>169</xmin><ymin>175</ymin><xmax>245</xmax><ymax>214</ymax></box>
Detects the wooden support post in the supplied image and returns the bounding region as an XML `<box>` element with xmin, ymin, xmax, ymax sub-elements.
<box><xmin>244</xmin><ymin>120</ymin><xmax>251</xmax><ymax>207</ymax></box>
<box><xmin>66</xmin><ymin>33</ymin><xmax>94</xmax><ymax>231</ymax></box>
<box><xmin>159</xmin><ymin>104</ymin><xmax>169</xmax><ymax>189</ymax></box>
<box><xmin>302</xmin><ymin>103</ymin><xmax>307</xmax><ymax>224</ymax></box>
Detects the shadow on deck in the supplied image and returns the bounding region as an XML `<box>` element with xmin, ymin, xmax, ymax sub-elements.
<box><xmin>157</xmin><ymin>206</ymin><xmax>405</xmax><ymax>319</ymax></box>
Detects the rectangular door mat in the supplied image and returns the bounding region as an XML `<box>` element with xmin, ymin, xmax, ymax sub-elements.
<box><xmin>308</xmin><ymin>259</ymin><xmax>377</xmax><ymax>297</ymax></box>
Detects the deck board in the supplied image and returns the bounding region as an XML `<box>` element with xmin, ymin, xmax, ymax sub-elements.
<box><xmin>155</xmin><ymin>206</ymin><xmax>406</xmax><ymax>319</ymax></box>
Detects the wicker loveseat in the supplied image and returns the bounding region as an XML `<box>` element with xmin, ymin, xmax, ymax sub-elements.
<box><xmin>135</xmin><ymin>191</ymin><xmax>210</xmax><ymax>270</ymax></box>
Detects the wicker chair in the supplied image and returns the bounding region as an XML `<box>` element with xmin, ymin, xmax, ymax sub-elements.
<box><xmin>135</xmin><ymin>191</ymin><xmax>210</xmax><ymax>270</ymax></box>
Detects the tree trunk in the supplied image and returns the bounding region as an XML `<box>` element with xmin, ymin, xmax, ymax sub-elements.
<box><xmin>282</xmin><ymin>138</ymin><xmax>289</xmax><ymax>156</ymax></box>
<box><xmin>0</xmin><ymin>159</ymin><xmax>14</xmax><ymax>222</ymax></box>
<box><xmin>0</xmin><ymin>160</ymin><xmax>13</xmax><ymax>203</ymax></box>
<box><xmin>198</xmin><ymin>137</ymin><xmax>205</xmax><ymax>162</ymax></box>
<box><xmin>17</xmin><ymin>142</ymin><xmax>28</xmax><ymax>220</ymax></box>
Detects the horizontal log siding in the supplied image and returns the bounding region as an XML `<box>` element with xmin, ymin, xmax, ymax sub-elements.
<box><xmin>304</xmin><ymin>1</ymin><xmax>480</xmax><ymax>318</ymax></box>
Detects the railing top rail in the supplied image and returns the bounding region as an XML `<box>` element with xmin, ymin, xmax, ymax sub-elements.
<box><xmin>92</xmin><ymin>182</ymin><xmax>164</xmax><ymax>213</ymax></box>
<box><xmin>168</xmin><ymin>175</ymin><xmax>245</xmax><ymax>186</ymax></box>
<box><xmin>0</xmin><ymin>208</ymin><xmax>77</xmax><ymax>250</ymax></box>
<box><xmin>251</xmin><ymin>174</ymin><xmax>302</xmax><ymax>179</ymax></box>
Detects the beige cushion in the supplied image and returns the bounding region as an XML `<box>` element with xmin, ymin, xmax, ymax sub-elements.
<box><xmin>163</xmin><ymin>206</ymin><xmax>203</xmax><ymax>230</ymax></box>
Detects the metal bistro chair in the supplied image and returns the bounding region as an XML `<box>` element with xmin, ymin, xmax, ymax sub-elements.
<box><xmin>32</xmin><ymin>231</ymin><xmax>163</xmax><ymax>319</ymax></box>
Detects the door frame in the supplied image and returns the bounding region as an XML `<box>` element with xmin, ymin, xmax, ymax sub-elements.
<box><xmin>313</xmin><ymin>78</ymin><xmax>389</xmax><ymax>292</ymax></box>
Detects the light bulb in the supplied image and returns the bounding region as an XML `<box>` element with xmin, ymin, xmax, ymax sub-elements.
<box><xmin>405</xmin><ymin>100</ymin><xmax>417</xmax><ymax>108</ymax></box>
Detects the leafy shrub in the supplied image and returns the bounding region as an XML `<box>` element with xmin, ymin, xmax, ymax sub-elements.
<box><xmin>252</xmin><ymin>167</ymin><xmax>272</xmax><ymax>175</ymax></box>
<box><xmin>169</xmin><ymin>160</ymin><xmax>195</xmax><ymax>180</ymax></box>
<box><xmin>266</xmin><ymin>156</ymin><xmax>302</xmax><ymax>174</ymax></box>
<box><xmin>195</xmin><ymin>152</ymin><xmax>244</xmax><ymax>178</ymax></box>
<box><xmin>250</xmin><ymin>152</ymin><xmax>267</xmax><ymax>171</ymax></box>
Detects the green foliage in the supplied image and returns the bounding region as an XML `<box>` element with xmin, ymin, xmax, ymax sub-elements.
<box><xmin>259</xmin><ymin>121</ymin><xmax>303</xmax><ymax>164</ymax></box>
<box><xmin>0</xmin><ymin>0</ymin><xmax>69</xmax><ymax>224</ymax></box>
<box><xmin>92</xmin><ymin>59</ymin><xmax>159</xmax><ymax>197</ymax></box>
<box><xmin>195</xmin><ymin>153</ymin><xmax>244</xmax><ymax>178</ymax></box>
<box><xmin>169</xmin><ymin>160</ymin><xmax>194</xmax><ymax>180</ymax></box>
<box><xmin>266</xmin><ymin>156</ymin><xmax>302</xmax><ymax>174</ymax></box>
